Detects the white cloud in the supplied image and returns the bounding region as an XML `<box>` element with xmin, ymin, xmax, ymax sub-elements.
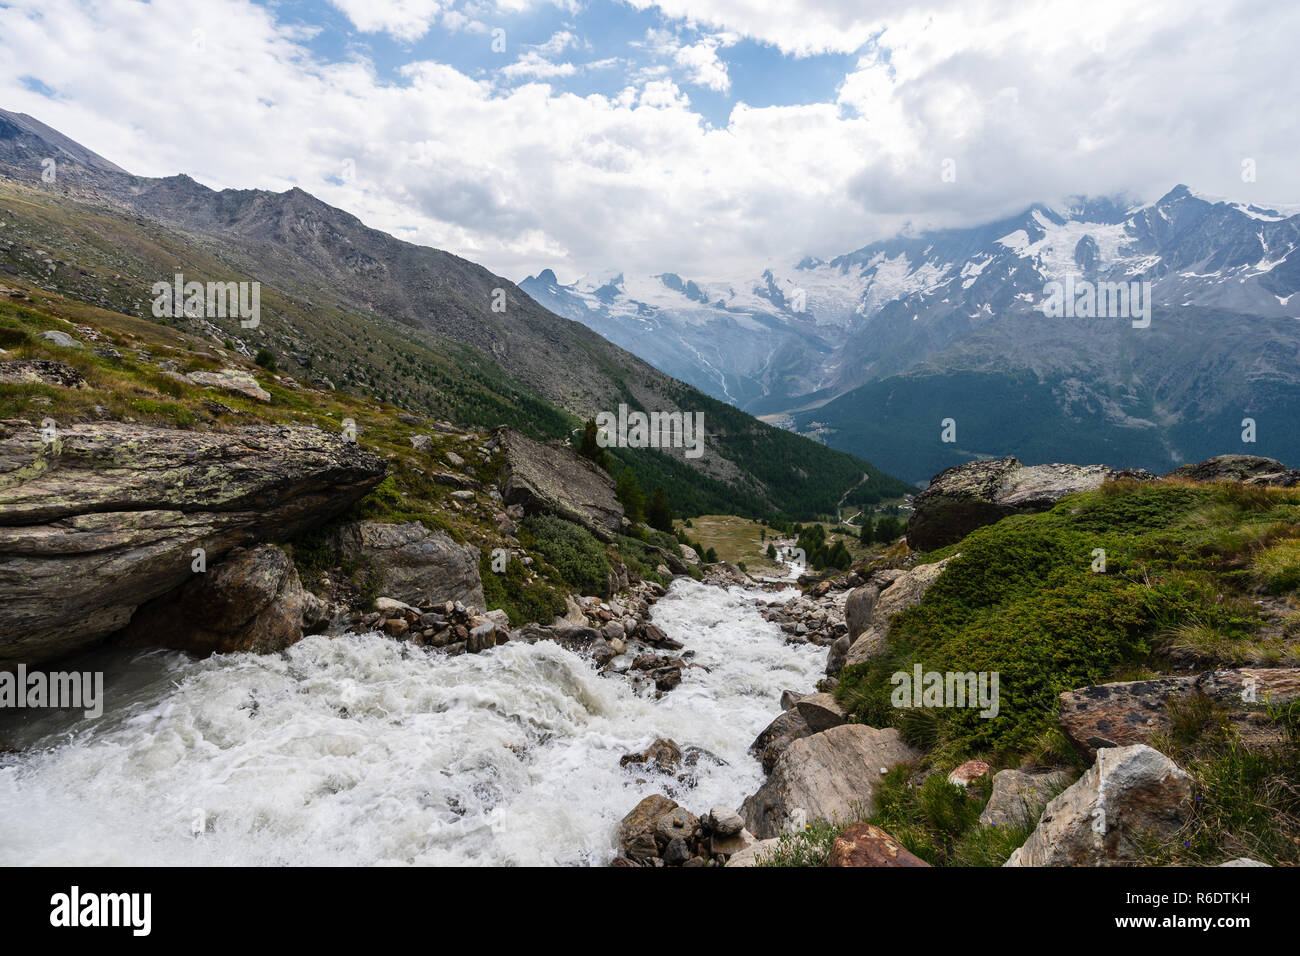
<box><xmin>328</xmin><ymin>0</ymin><xmax>446</xmax><ymax>42</ymax></box>
<box><xmin>328</xmin><ymin>0</ymin><xmax>574</xmax><ymax>42</ymax></box>
<box><xmin>625</xmin><ymin>0</ymin><xmax>901</xmax><ymax>56</ymax></box>
<box><xmin>500</xmin><ymin>51</ymin><xmax>577</xmax><ymax>80</ymax></box>
<box><xmin>533</xmin><ymin>30</ymin><xmax>580</xmax><ymax>56</ymax></box>
<box><xmin>641</xmin><ymin>28</ymin><xmax>736</xmax><ymax>92</ymax></box>
<box><xmin>0</xmin><ymin>0</ymin><xmax>1297</xmax><ymax>287</ymax></box>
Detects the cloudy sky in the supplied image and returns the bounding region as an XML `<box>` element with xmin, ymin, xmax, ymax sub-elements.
<box><xmin>2</xmin><ymin>0</ymin><xmax>1297</xmax><ymax>283</ymax></box>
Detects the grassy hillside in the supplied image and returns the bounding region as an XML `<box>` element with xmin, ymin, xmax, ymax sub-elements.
<box><xmin>820</xmin><ymin>478</ymin><xmax>1300</xmax><ymax>865</ymax></box>
<box><xmin>0</xmin><ymin>179</ymin><xmax>913</xmax><ymax>519</ymax></box>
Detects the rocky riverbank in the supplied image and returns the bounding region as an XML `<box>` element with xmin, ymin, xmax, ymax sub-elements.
<box><xmin>611</xmin><ymin>453</ymin><xmax>1300</xmax><ymax>867</ymax></box>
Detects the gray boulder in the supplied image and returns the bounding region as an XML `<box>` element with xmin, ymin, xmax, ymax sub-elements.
<box><xmin>1005</xmin><ymin>745</ymin><xmax>1194</xmax><ymax>866</ymax></box>
<box><xmin>1164</xmin><ymin>454</ymin><xmax>1299</xmax><ymax>486</ymax></box>
<box><xmin>117</xmin><ymin>544</ymin><xmax>328</xmax><ymax>655</ymax></box>
<box><xmin>907</xmin><ymin>457</ymin><xmax>1123</xmax><ymax>551</ymax></box>
<box><xmin>978</xmin><ymin>769</ymin><xmax>1072</xmax><ymax>829</ymax></box>
<box><xmin>749</xmin><ymin>708</ymin><xmax>815</xmax><ymax>774</ymax></box>
<box><xmin>706</xmin><ymin>806</ymin><xmax>745</xmax><ymax>837</ymax></box>
<box><xmin>795</xmin><ymin>692</ymin><xmax>847</xmax><ymax>732</ymax></box>
<box><xmin>834</xmin><ymin>557</ymin><xmax>955</xmax><ymax>674</ymax></box>
<box><xmin>740</xmin><ymin>725</ymin><xmax>919</xmax><ymax>839</ymax></box>
<box><xmin>496</xmin><ymin>427</ymin><xmax>623</xmax><ymax>541</ymax></box>
<box><xmin>331</xmin><ymin>520</ymin><xmax>484</xmax><ymax>610</ymax></box>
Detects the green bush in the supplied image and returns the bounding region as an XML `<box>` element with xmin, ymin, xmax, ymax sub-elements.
<box><xmin>521</xmin><ymin>513</ymin><xmax>611</xmax><ymax>597</ymax></box>
<box><xmin>479</xmin><ymin>550</ymin><xmax>567</xmax><ymax>625</ymax></box>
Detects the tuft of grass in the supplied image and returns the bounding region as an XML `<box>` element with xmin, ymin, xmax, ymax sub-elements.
<box><xmin>1144</xmin><ymin>701</ymin><xmax>1300</xmax><ymax>866</ymax></box>
<box><xmin>1254</xmin><ymin>539</ymin><xmax>1300</xmax><ymax>595</ymax></box>
<box><xmin>755</xmin><ymin>820</ymin><xmax>844</xmax><ymax>867</ymax></box>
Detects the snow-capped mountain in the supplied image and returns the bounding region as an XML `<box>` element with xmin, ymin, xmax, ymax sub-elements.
<box><xmin>524</xmin><ymin>186</ymin><xmax>1300</xmax><ymax>480</ymax></box>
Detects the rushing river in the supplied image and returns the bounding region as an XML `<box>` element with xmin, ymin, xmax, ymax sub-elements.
<box><xmin>0</xmin><ymin>579</ymin><xmax>823</xmax><ymax>866</ymax></box>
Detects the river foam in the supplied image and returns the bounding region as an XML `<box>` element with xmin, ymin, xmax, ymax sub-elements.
<box><xmin>0</xmin><ymin>579</ymin><xmax>822</xmax><ymax>866</ymax></box>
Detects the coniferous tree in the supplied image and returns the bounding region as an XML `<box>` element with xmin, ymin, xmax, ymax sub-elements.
<box><xmin>646</xmin><ymin>487</ymin><xmax>674</xmax><ymax>533</ymax></box>
<box><xmin>616</xmin><ymin>467</ymin><xmax>645</xmax><ymax>523</ymax></box>
<box><xmin>860</xmin><ymin>518</ymin><xmax>875</xmax><ymax>545</ymax></box>
<box><xmin>875</xmin><ymin>515</ymin><xmax>902</xmax><ymax>542</ymax></box>
<box><xmin>578</xmin><ymin>418</ymin><xmax>609</xmax><ymax>471</ymax></box>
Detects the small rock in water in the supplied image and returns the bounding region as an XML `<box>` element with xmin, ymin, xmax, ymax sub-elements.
<box><xmin>620</xmin><ymin>738</ymin><xmax>682</xmax><ymax>774</ymax></box>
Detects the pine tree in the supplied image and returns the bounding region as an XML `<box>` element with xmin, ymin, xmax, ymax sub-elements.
<box><xmin>616</xmin><ymin>467</ymin><xmax>645</xmax><ymax>524</ymax></box>
<box><xmin>875</xmin><ymin>515</ymin><xmax>902</xmax><ymax>542</ymax></box>
<box><xmin>860</xmin><ymin>518</ymin><xmax>875</xmax><ymax>545</ymax></box>
<box><xmin>578</xmin><ymin>418</ymin><xmax>609</xmax><ymax>471</ymax></box>
<box><xmin>646</xmin><ymin>488</ymin><xmax>674</xmax><ymax>533</ymax></box>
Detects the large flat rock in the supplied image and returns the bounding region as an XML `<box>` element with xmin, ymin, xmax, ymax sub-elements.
<box><xmin>497</xmin><ymin>427</ymin><xmax>623</xmax><ymax>541</ymax></box>
<box><xmin>331</xmin><ymin>520</ymin><xmax>484</xmax><ymax>610</ymax></box>
<box><xmin>0</xmin><ymin>420</ymin><xmax>384</xmax><ymax>666</ymax></box>
<box><xmin>906</xmin><ymin>457</ymin><xmax>1122</xmax><ymax>552</ymax></box>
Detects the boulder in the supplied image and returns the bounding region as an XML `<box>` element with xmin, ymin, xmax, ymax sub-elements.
<box><xmin>1059</xmin><ymin>668</ymin><xmax>1300</xmax><ymax>759</ymax></box>
<box><xmin>1058</xmin><ymin>676</ymin><xmax>1198</xmax><ymax>758</ymax></box>
<box><xmin>835</xmin><ymin>557</ymin><xmax>955</xmax><ymax>674</ymax></box>
<box><xmin>0</xmin><ymin>421</ymin><xmax>384</xmax><ymax>667</ymax></box>
<box><xmin>907</xmin><ymin>457</ymin><xmax>1122</xmax><ymax>551</ymax></box>
<box><xmin>36</xmin><ymin>329</ymin><xmax>81</xmax><ymax>348</ymax></box>
<box><xmin>496</xmin><ymin>427</ymin><xmax>623</xmax><ymax>541</ymax></box>
<box><xmin>653</xmin><ymin>807</ymin><xmax>701</xmax><ymax>852</ymax></box>
<box><xmin>723</xmin><ymin>837</ymin><xmax>783</xmax><ymax>868</ymax></box>
<box><xmin>620</xmin><ymin>738</ymin><xmax>682</xmax><ymax>775</ymax></box>
<box><xmin>1005</xmin><ymin>745</ymin><xmax>1194</xmax><ymax>866</ymax></box>
<box><xmin>749</xmin><ymin>708</ymin><xmax>815</xmax><ymax>774</ymax></box>
<box><xmin>116</xmin><ymin>544</ymin><xmax>328</xmax><ymax>655</ymax></box>
<box><xmin>947</xmin><ymin>759</ymin><xmax>993</xmax><ymax>787</ymax></box>
<box><xmin>706</xmin><ymin>806</ymin><xmax>745</xmax><ymax>837</ymax></box>
<box><xmin>795</xmin><ymin>692</ymin><xmax>847</xmax><ymax>732</ymax></box>
<box><xmin>330</xmin><ymin>520</ymin><xmax>484</xmax><ymax>610</ymax></box>
<box><xmin>843</xmin><ymin>580</ymin><xmax>883</xmax><ymax>639</ymax></box>
<box><xmin>709</xmin><ymin>827</ymin><xmax>757</xmax><ymax>858</ymax></box>
<box><xmin>0</xmin><ymin>359</ymin><xmax>86</xmax><ymax>388</ymax></box>
<box><xmin>679</xmin><ymin>544</ymin><xmax>701</xmax><ymax>566</ymax></box>
<box><xmin>1164</xmin><ymin>454</ymin><xmax>1300</xmax><ymax>487</ymax></box>
<box><xmin>842</xmin><ymin>627</ymin><xmax>888</xmax><ymax>671</ymax></box>
<box><xmin>740</xmin><ymin>725</ymin><xmax>919</xmax><ymax>839</ymax></box>
<box><xmin>826</xmin><ymin>823</ymin><xmax>930</xmax><ymax>867</ymax></box>
<box><xmin>618</xmin><ymin>794</ymin><xmax>676</xmax><ymax>862</ymax></box>
<box><xmin>825</xmin><ymin>634</ymin><xmax>851</xmax><ymax>676</ymax></box>
<box><xmin>1219</xmin><ymin>857</ymin><xmax>1270</xmax><ymax>867</ymax></box>
<box><xmin>186</xmin><ymin>368</ymin><xmax>271</xmax><ymax>403</ymax></box>
<box><xmin>978</xmin><ymin>769</ymin><xmax>1071</xmax><ymax>828</ymax></box>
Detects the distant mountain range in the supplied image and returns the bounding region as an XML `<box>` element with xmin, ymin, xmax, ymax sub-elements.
<box><xmin>523</xmin><ymin>187</ymin><xmax>1300</xmax><ymax>483</ymax></box>
<box><xmin>0</xmin><ymin>108</ymin><xmax>914</xmax><ymax>517</ymax></box>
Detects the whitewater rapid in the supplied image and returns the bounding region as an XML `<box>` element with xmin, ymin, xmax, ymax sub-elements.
<box><xmin>0</xmin><ymin>579</ymin><xmax>823</xmax><ymax>866</ymax></box>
